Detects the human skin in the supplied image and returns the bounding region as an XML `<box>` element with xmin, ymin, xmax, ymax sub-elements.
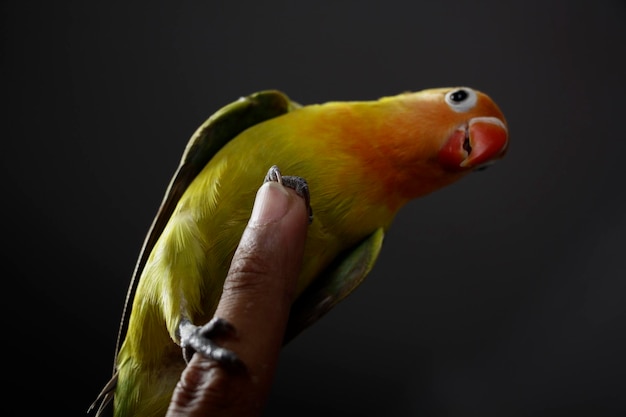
<box><xmin>165</xmin><ymin>180</ymin><xmax>309</xmax><ymax>417</ymax></box>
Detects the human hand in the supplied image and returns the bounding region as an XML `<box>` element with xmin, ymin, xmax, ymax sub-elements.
<box><xmin>165</xmin><ymin>180</ymin><xmax>309</xmax><ymax>417</ymax></box>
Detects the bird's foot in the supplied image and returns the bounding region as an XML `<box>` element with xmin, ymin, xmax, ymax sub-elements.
<box><xmin>264</xmin><ymin>165</ymin><xmax>313</xmax><ymax>223</ymax></box>
<box><xmin>179</xmin><ymin>317</ymin><xmax>245</xmax><ymax>371</ymax></box>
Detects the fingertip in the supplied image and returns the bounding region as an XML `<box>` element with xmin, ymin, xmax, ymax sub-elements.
<box><xmin>250</xmin><ymin>182</ymin><xmax>291</xmax><ymax>225</ymax></box>
<box><xmin>250</xmin><ymin>181</ymin><xmax>309</xmax><ymax>228</ymax></box>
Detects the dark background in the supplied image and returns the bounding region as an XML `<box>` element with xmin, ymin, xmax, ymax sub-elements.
<box><xmin>3</xmin><ymin>1</ymin><xmax>625</xmax><ymax>416</ymax></box>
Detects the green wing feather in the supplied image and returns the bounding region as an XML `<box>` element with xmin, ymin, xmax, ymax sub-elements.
<box><xmin>284</xmin><ymin>228</ymin><xmax>385</xmax><ymax>344</ymax></box>
<box><xmin>112</xmin><ymin>90</ymin><xmax>298</xmax><ymax>370</ymax></box>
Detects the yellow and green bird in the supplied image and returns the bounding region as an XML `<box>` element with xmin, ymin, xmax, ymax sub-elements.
<box><xmin>90</xmin><ymin>87</ymin><xmax>508</xmax><ymax>417</ymax></box>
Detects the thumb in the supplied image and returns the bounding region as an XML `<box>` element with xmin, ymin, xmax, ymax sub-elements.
<box><xmin>167</xmin><ymin>180</ymin><xmax>309</xmax><ymax>417</ymax></box>
<box><xmin>221</xmin><ymin>180</ymin><xmax>310</xmax><ymax>317</ymax></box>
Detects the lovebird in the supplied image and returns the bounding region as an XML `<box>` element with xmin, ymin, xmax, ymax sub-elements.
<box><xmin>90</xmin><ymin>87</ymin><xmax>508</xmax><ymax>417</ymax></box>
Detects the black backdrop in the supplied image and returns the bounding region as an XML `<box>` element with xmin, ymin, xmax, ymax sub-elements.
<box><xmin>3</xmin><ymin>1</ymin><xmax>626</xmax><ymax>416</ymax></box>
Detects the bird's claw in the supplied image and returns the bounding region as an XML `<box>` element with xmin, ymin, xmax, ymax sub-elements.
<box><xmin>264</xmin><ymin>165</ymin><xmax>313</xmax><ymax>223</ymax></box>
<box><xmin>179</xmin><ymin>317</ymin><xmax>245</xmax><ymax>371</ymax></box>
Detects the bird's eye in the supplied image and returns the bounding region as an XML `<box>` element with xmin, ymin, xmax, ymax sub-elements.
<box><xmin>445</xmin><ymin>88</ymin><xmax>477</xmax><ymax>113</ymax></box>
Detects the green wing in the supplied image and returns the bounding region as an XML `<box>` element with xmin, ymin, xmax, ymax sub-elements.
<box><xmin>284</xmin><ymin>228</ymin><xmax>385</xmax><ymax>344</ymax></box>
<box><xmin>112</xmin><ymin>90</ymin><xmax>298</xmax><ymax>369</ymax></box>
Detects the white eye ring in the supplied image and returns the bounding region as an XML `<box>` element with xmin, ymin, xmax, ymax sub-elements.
<box><xmin>445</xmin><ymin>87</ymin><xmax>477</xmax><ymax>113</ymax></box>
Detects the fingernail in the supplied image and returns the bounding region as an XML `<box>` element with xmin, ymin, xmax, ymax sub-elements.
<box><xmin>250</xmin><ymin>181</ymin><xmax>291</xmax><ymax>225</ymax></box>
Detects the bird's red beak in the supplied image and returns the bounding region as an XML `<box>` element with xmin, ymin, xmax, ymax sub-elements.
<box><xmin>438</xmin><ymin>117</ymin><xmax>508</xmax><ymax>171</ymax></box>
